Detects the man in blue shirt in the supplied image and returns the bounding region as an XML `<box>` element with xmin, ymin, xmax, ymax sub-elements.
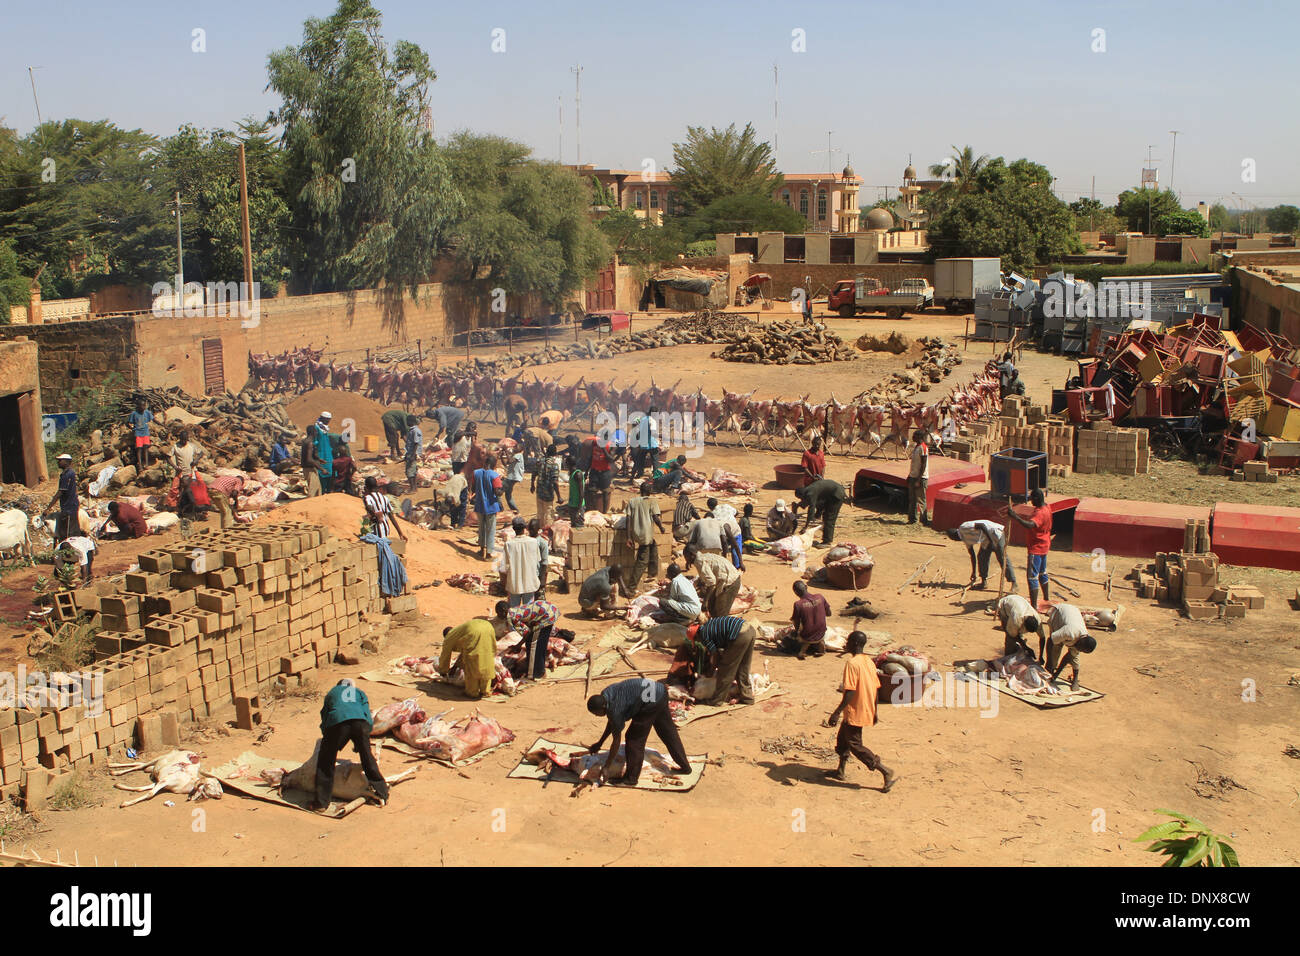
<box><xmin>42</xmin><ymin>453</ymin><xmax>79</xmax><ymax>543</ymax></box>
<box><xmin>269</xmin><ymin>432</ymin><xmax>293</xmax><ymax>474</ymax></box>
<box><xmin>127</xmin><ymin>397</ymin><xmax>154</xmax><ymax>470</ymax></box>
<box><xmin>471</xmin><ymin>453</ymin><xmax>504</xmax><ymax>560</ymax></box>
<box><xmin>312</xmin><ymin>679</ymin><xmax>389</xmax><ymax>811</ymax></box>
<box><xmin>585</xmin><ymin>678</ymin><xmax>691</xmax><ymax>786</ymax></box>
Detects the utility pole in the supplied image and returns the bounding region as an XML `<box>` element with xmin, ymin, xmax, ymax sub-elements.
<box><xmin>27</xmin><ymin>67</ymin><xmax>45</xmax><ymax>139</ymax></box>
<box><xmin>172</xmin><ymin>192</ymin><xmax>187</xmax><ymax>294</ymax></box>
<box><xmin>1091</xmin><ymin>175</ymin><xmax>1096</xmax><ymax>231</ymax></box>
<box><xmin>809</xmin><ymin>132</ymin><xmax>840</xmax><ymax>232</ymax></box>
<box><xmin>558</xmin><ymin>95</ymin><xmax>563</xmax><ymax>164</ymax></box>
<box><xmin>1146</xmin><ymin>145</ymin><xmax>1156</xmax><ymax>234</ymax></box>
<box><xmin>1169</xmin><ymin>130</ymin><xmax>1180</xmax><ymax>197</ymax></box>
<box><xmin>571</xmin><ymin>65</ymin><xmax>583</xmax><ymax>167</ymax></box>
<box><xmin>237</xmin><ymin>143</ymin><xmax>254</xmax><ymax>307</ymax></box>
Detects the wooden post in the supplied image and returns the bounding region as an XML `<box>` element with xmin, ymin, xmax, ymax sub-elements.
<box><xmin>417</xmin><ymin>339</ymin><xmax>422</xmax><ymax>366</ymax></box>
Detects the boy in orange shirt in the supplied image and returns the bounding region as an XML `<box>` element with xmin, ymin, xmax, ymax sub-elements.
<box><xmin>825</xmin><ymin>630</ymin><xmax>898</xmax><ymax>791</ymax></box>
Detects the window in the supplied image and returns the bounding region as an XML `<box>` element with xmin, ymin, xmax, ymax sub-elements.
<box><xmin>799</xmin><ymin>190</ymin><xmax>809</xmax><ymax>215</ymax></box>
<box><xmin>665</xmin><ymin>191</ymin><xmax>675</xmax><ymax>214</ymax></box>
<box><xmin>782</xmin><ymin>189</ymin><xmax>791</xmax><ymax>207</ymax></box>
<box><xmin>634</xmin><ymin>191</ymin><xmax>643</xmax><ymax>210</ymax></box>
<box><xmin>649</xmin><ymin>190</ymin><xmax>659</xmax><ymax>209</ymax></box>
<box><xmin>817</xmin><ymin>190</ymin><xmax>827</xmax><ymax>220</ymax></box>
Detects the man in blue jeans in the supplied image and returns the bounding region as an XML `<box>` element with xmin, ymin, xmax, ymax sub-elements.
<box><xmin>471</xmin><ymin>453</ymin><xmax>504</xmax><ymax>561</ymax></box>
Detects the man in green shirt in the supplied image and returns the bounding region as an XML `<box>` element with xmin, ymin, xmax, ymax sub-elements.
<box><xmin>381</xmin><ymin>408</ymin><xmax>408</xmax><ymax>459</ymax></box>
<box><xmin>564</xmin><ymin>453</ymin><xmax>586</xmax><ymax>528</ymax></box>
<box><xmin>312</xmin><ymin>679</ymin><xmax>389</xmax><ymax>811</ymax></box>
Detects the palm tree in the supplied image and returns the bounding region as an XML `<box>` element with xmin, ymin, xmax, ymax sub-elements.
<box><xmin>928</xmin><ymin>145</ymin><xmax>991</xmax><ymax>194</ymax></box>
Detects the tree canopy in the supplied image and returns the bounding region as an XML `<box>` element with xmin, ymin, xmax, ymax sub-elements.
<box><xmin>928</xmin><ymin>145</ymin><xmax>991</xmax><ymax>195</ymax></box>
<box><xmin>670</xmin><ymin>122</ymin><xmax>782</xmax><ymax>213</ymax></box>
<box><xmin>1266</xmin><ymin>204</ymin><xmax>1300</xmax><ymax>234</ymax></box>
<box><xmin>924</xmin><ymin>157</ymin><xmax>1080</xmax><ymax>271</ymax></box>
<box><xmin>266</xmin><ymin>0</ymin><xmax>463</xmax><ymax>296</ymax></box>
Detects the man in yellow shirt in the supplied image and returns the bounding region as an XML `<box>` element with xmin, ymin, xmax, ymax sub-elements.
<box><xmin>825</xmin><ymin>630</ymin><xmax>898</xmax><ymax>791</ymax></box>
<box><xmin>438</xmin><ymin>619</ymin><xmax>497</xmax><ymax>699</ymax></box>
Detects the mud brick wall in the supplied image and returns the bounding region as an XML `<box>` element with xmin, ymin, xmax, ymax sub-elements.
<box><xmin>0</xmin><ymin>523</ymin><xmax>385</xmax><ymax>803</ymax></box>
<box><xmin>0</xmin><ymin>315</ymin><xmax>139</xmax><ymax>410</ymax></box>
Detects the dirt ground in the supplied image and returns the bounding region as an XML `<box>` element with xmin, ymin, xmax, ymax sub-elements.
<box><xmin>5</xmin><ymin>312</ymin><xmax>1299</xmax><ymax>867</ymax></box>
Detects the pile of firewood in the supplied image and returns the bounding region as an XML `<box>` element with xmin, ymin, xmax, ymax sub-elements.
<box><xmin>712</xmin><ymin>321</ymin><xmax>857</xmax><ymax>365</ymax></box>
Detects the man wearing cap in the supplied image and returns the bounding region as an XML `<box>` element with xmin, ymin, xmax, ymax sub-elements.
<box><xmin>43</xmin><ymin>454</ymin><xmax>80</xmax><ymax>544</ymax></box>
<box><xmin>948</xmin><ymin>519</ymin><xmax>1017</xmax><ymax>592</ymax></box>
<box><xmin>766</xmin><ymin>498</ymin><xmax>797</xmax><ymax>539</ymax></box>
<box><xmin>313</xmin><ymin>413</ymin><xmax>335</xmax><ymax>493</ymax></box>
<box><xmin>688</xmin><ymin>615</ymin><xmax>758</xmax><ymax>706</ymax></box>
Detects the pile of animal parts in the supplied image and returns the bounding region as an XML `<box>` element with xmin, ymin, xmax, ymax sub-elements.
<box><xmin>391</xmin><ymin>708</ymin><xmax>516</xmax><ymax>763</ymax></box>
<box><xmin>977</xmin><ymin>649</ymin><xmax>1062</xmax><ymax>696</ymax></box>
<box><xmin>873</xmin><ymin>646</ymin><xmax>931</xmax><ymax>681</ymax></box>
<box><xmin>525</xmin><ymin>745</ymin><xmax>684</xmax><ymax>787</ymax></box>
<box><xmin>446</xmin><ymin>572</ymin><xmax>489</xmax><ymax>594</ymax></box>
<box><xmin>497</xmin><ymin>632</ymin><xmax>587</xmax><ymax>676</ymax></box>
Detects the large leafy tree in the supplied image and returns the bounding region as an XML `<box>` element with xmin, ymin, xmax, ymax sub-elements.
<box><xmin>1152</xmin><ymin>208</ymin><xmax>1210</xmax><ymax>238</ymax></box>
<box><xmin>0</xmin><ymin>119</ymin><xmax>172</xmax><ymax>296</ymax></box>
<box><xmin>924</xmin><ymin>157</ymin><xmax>1080</xmax><ymax>271</ymax></box>
<box><xmin>670</xmin><ymin>122</ymin><xmax>782</xmax><ymax>213</ymax></box>
<box><xmin>442</xmin><ymin>132</ymin><xmax>610</xmax><ymax>308</ymax></box>
<box><xmin>1115</xmin><ymin>187</ymin><xmax>1185</xmax><ymax>234</ymax></box>
<box><xmin>1266</xmin><ymin>204</ymin><xmax>1300</xmax><ymax>233</ymax></box>
<box><xmin>677</xmin><ymin>192</ymin><xmax>806</xmax><ymax>241</ymax></box>
<box><xmin>0</xmin><ymin>239</ymin><xmax>32</xmax><ymax>324</ymax></box>
<box><xmin>1069</xmin><ymin>197</ymin><xmax>1123</xmax><ymax>235</ymax></box>
<box><xmin>266</xmin><ymin>0</ymin><xmax>463</xmax><ymax>299</ymax></box>
<box><xmin>597</xmin><ymin>208</ymin><xmax>686</xmax><ymax>268</ymax></box>
<box><xmin>157</xmin><ymin>119</ymin><xmax>290</xmax><ymax>295</ymax></box>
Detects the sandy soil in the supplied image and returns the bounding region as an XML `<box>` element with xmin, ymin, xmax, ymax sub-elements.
<box><xmin>7</xmin><ymin>315</ymin><xmax>1299</xmax><ymax>867</ymax></box>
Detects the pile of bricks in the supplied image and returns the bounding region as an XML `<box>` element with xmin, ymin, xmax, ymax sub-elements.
<box><xmin>948</xmin><ymin>420</ymin><xmax>1002</xmax><ymax>463</ymax></box>
<box><xmin>1134</xmin><ymin>547</ymin><xmax>1259</xmax><ymax>620</ymax></box>
<box><xmin>564</xmin><ymin>526</ymin><xmax>615</xmax><ymax>588</ymax></box>
<box><xmin>0</xmin><ymin>522</ymin><xmax>386</xmax><ymax>804</ymax></box>
<box><xmin>1229</xmin><ymin>459</ymin><xmax>1279</xmax><ymax>484</ymax></box>
<box><xmin>1073</xmin><ymin>422</ymin><xmax>1150</xmax><ymax>475</ymax></box>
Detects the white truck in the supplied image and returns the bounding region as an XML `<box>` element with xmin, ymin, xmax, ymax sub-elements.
<box><xmin>934</xmin><ymin>257</ymin><xmax>1003</xmax><ymax>313</ymax></box>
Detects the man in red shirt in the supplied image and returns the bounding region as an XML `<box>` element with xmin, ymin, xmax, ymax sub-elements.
<box><xmin>800</xmin><ymin>436</ymin><xmax>825</xmax><ymax>484</ymax></box>
<box><xmin>1006</xmin><ymin>488</ymin><xmax>1052</xmax><ymax>608</ymax></box>
<box><xmin>585</xmin><ymin>435</ymin><xmax>614</xmax><ymax>513</ymax></box>
<box><xmin>105</xmin><ymin>500</ymin><xmax>150</xmax><ymax>539</ymax></box>
<box><xmin>789</xmin><ymin>580</ymin><xmax>832</xmax><ymax>660</ymax></box>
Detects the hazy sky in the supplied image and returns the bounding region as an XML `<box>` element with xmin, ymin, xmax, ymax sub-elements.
<box><xmin>3</xmin><ymin>0</ymin><xmax>1296</xmax><ymax>207</ymax></box>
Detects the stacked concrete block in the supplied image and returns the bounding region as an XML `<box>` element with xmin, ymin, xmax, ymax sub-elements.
<box><xmin>1135</xmin><ymin>549</ymin><xmax>1247</xmax><ymax>620</ymax></box>
<box><xmin>1231</xmin><ymin>459</ymin><xmax>1278</xmax><ymax>483</ymax></box>
<box><xmin>950</xmin><ymin>419</ymin><xmax>1002</xmax><ymax>464</ymax></box>
<box><xmin>1073</xmin><ymin>423</ymin><xmax>1150</xmax><ymax>475</ymax></box>
<box><xmin>0</xmin><ymin>522</ymin><xmax>385</xmax><ymax>804</ymax></box>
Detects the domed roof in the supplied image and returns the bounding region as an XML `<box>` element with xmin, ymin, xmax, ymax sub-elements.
<box><xmin>842</xmin><ymin>163</ymin><xmax>856</xmax><ymax>178</ymax></box>
<box><xmin>865</xmin><ymin>207</ymin><xmax>894</xmax><ymax>230</ymax></box>
<box><xmin>904</xmin><ymin>164</ymin><xmax>917</xmax><ymax>180</ymax></box>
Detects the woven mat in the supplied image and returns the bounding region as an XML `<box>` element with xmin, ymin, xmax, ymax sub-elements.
<box><xmin>960</xmin><ymin>672</ymin><xmax>1104</xmax><ymax>708</ymax></box>
<box><xmin>677</xmin><ymin>682</ymin><xmax>784</xmax><ymax>724</ymax></box>
<box><xmin>207</xmin><ymin>750</ymin><xmax>415</xmax><ymax>818</ymax></box>
<box><xmin>508</xmin><ymin>737</ymin><xmax>705</xmax><ymax>792</ymax></box>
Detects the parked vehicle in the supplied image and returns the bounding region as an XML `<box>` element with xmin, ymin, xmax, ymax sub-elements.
<box><xmin>827</xmin><ymin>277</ymin><xmax>934</xmax><ymax>319</ymax></box>
<box><xmin>934</xmin><ymin>257</ymin><xmax>1002</xmax><ymax>312</ymax></box>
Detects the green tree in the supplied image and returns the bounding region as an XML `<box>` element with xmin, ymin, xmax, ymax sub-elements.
<box><xmin>266</xmin><ymin>0</ymin><xmax>464</xmax><ymax>299</ymax></box>
<box><xmin>1115</xmin><ymin>187</ymin><xmax>1185</xmax><ymax>234</ymax></box>
<box><xmin>0</xmin><ymin>119</ymin><xmax>172</xmax><ymax>296</ymax></box>
<box><xmin>670</xmin><ymin>122</ymin><xmax>782</xmax><ymax>214</ymax></box>
<box><xmin>597</xmin><ymin>207</ymin><xmax>686</xmax><ymax>267</ymax></box>
<box><xmin>1069</xmin><ymin>197</ymin><xmax>1122</xmax><ymax>235</ymax></box>
<box><xmin>1207</xmin><ymin>203</ymin><xmax>1236</xmax><ymax>232</ymax></box>
<box><xmin>677</xmin><ymin>192</ymin><xmax>806</xmax><ymax>241</ymax></box>
<box><xmin>1152</xmin><ymin>208</ymin><xmax>1210</xmax><ymax>238</ymax></box>
<box><xmin>442</xmin><ymin>132</ymin><xmax>610</xmax><ymax>308</ymax></box>
<box><xmin>157</xmin><ymin>119</ymin><xmax>290</xmax><ymax>296</ymax></box>
<box><xmin>1266</xmin><ymin>204</ymin><xmax>1300</xmax><ymax>233</ymax></box>
<box><xmin>928</xmin><ymin>145</ymin><xmax>991</xmax><ymax>195</ymax></box>
<box><xmin>0</xmin><ymin>239</ymin><xmax>32</xmax><ymax>324</ymax></box>
<box><xmin>924</xmin><ymin>157</ymin><xmax>1080</xmax><ymax>271</ymax></box>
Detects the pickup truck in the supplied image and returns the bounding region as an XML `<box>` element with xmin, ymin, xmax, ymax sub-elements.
<box><xmin>827</xmin><ymin>277</ymin><xmax>934</xmax><ymax>319</ymax></box>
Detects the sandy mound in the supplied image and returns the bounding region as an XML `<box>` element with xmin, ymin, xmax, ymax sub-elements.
<box><xmin>286</xmin><ymin>389</ymin><xmax>397</xmax><ymax>442</ymax></box>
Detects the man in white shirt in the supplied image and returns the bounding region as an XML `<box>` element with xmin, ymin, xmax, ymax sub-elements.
<box><xmin>948</xmin><ymin>519</ymin><xmax>1017</xmax><ymax>591</ymax></box>
<box><xmin>657</xmin><ymin>564</ymin><xmax>701</xmax><ymax>623</ymax></box>
<box><xmin>996</xmin><ymin>593</ymin><xmax>1040</xmax><ymax>657</ymax></box>
<box><xmin>502</xmin><ymin>516</ymin><xmax>543</xmax><ymax>608</ymax></box>
<box><xmin>1045</xmin><ymin>603</ymin><xmax>1097</xmax><ymax>691</ymax></box>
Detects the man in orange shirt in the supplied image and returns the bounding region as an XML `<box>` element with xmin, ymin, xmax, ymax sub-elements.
<box><xmin>825</xmin><ymin>630</ymin><xmax>898</xmax><ymax>791</ymax></box>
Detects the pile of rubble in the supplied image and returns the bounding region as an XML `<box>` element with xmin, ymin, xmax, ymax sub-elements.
<box><xmin>713</xmin><ymin>321</ymin><xmax>857</xmax><ymax>365</ymax></box>
<box><xmin>854</xmin><ymin>337</ymin><xmax>962</xmax><ymax>403</ymax></box>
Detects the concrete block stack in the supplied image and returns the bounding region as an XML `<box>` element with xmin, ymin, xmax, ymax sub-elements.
<box><xmin>1135</xmin><ymin>550</ymin><xmax>1252</xmax><ymax>621</ymax></box>
<box><xmin>1229</xmin><ymin>459</ymin><xmax>1279</xmax><ymax>483</ymax></box>
<box><xmin>1073</xmin><ymin>422</ymin><xmax>1150</xmax><ymax>475</ymax></box>
<box><xmin>949</xmin><ymin>420</ymin><xmax>1002</xmax><ymax>464</ymax></box>
<box><xmin>564</xmin><ymin>526</ymin><xmax>611</xmax><ymax>589</ymax></box>
<box><xmin>0</xmin><ymin>522</ymin><xmax>384</xmax><ymax>804</ymax></box>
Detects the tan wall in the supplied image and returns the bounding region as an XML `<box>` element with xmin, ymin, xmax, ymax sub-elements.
<box><xmin>1236</xmin><ymin>269</ymin><xmax>1300</xmax><ymax>343</ymax></box>
<box><xmin>805</xmin><ymin>233</ymin><xmax>831</xmax><ymax>265</ymax></box>
<box><xmin>0</xmin><ymin>316</ymin><xmax>139</xmax><ymax>409</ymax></box>
<box><xmin>0</xmin><ymin>339</ymin><xmax>41</xmax><ymax>396</ymax></box>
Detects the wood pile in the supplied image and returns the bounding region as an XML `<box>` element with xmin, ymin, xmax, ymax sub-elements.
<box><xmin>713</xmin><ymin>321</ymin><xmax>857</xmax><ymax>365</ymax></box>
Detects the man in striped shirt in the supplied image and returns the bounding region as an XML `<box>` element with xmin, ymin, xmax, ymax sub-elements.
<box><xmin>499</xmin><ymin>598</ymin><xmax>558</xmax><ymax>680</ymax></box>
<box><xmin>586</xmin><ymin>678</ymin><xmax>691</xmax><ymax>786</ymax></box>
<box><xmin>207</xmin><ymin>474</ymin><xmax>245</xmax><ymax>529</ymax></box>
<box><xmin>689</xmin><ymin>615</ymin><xmax>757</xmax><ymax>706</ymax></box>
<box><xmin>363</xmin><ymin>476</ymin><xmax>406</xmax><ymax>541</ymax></box>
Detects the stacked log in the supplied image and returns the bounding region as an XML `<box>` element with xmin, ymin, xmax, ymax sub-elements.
<box><xmin>712</xmin><ymin>321</ymin><xmax>857</xmax><ymax>365</ymax></box>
